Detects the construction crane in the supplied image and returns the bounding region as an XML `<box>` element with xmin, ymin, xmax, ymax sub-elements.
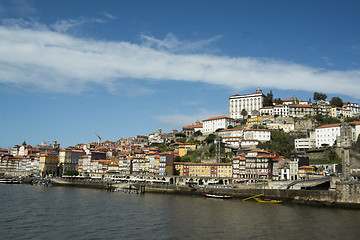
<box><xmin>94</xmin><ymin>132</ymin><xmax>101</xmax><ymax>146</ymax></box>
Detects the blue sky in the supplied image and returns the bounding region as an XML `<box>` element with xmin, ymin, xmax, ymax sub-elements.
<box><xmin>1</xmin><ymin>0</ymin><xmax>360</xmax><ymax>148</ymax></box>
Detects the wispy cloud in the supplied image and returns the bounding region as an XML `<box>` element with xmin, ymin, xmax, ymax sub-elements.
<box><xmin>140</xmin><ymin>32</ymin><xmax>223</xmax><ymax>53</ymax></box>
<box><xmin>101</xmin><ymin>12</ymin><xmax>116</xmax><ymax>20</ymax></box>
<box><xmin>51</xmin><ymin>17</ymin><xmax>105</xmax><ymax>33</ymax></box>
<box><xmin>322</xmin><ymin>56</ymin><xmax>334</xmax><ymax>66</ymax></box>
<box><xmin>0</xmin><ymin>20</ymin><xmax>360</xmax><ymax>98</ymax></box>
<box><xmin>154</xmin><ymin>109</ymin><xmax>220</xmax><ymax>127</ymax></box>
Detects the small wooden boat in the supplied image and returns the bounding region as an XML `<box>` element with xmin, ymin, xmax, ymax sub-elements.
<box><xmin>242</xmin><ymin>193</ymin><xmax>282</xmax><ymax>204</ymax></box>
<box><xmin>202</xmin><ymin>193</ymin><xmax>232</xmax><ymax>199</ymax></box>
<box><xmin>253</xmin><ymin>197</ymin><xmax>282</xmax><ymax>204</ymax></box>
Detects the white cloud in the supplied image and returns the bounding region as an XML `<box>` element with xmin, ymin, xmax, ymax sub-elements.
<box><xmin>101</xmin><ymin>12</ymin><xmax>116</xmax><ymax>20</ymax></box>
<box><xmin>140</xmin><ymin>32</ymin><xmax>222</xmax><ymax>53</ymax></box>
<box><xmin>0</xmin><ymin>20</ymin><xmax>360</xmax><ymax>98</ymax></box>
<box><xmin>154</xmin><ymin>109</ymin><xmax>220</xmax><ymax>127</ymax></box>
<box><xmin>51</xmin><ymin>17</ymin><xmax>105</xmax><ymax>33</ymax></box>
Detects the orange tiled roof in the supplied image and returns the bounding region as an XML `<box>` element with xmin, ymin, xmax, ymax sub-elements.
<box><xmin>299</xmin><ymin>165</ymin><xmax>314</xmax><ymax>169</ymax></box>
<box><xmin>218</xmin><ymin>128</ymin><xmax>244</xmax><ymax>132</ymax></box>
<box><xmin>203</xmin><ymin>116</ymin><xmax>233</xmax><ymax>121</ymax></box>
<box><xmin>248</xmin><ymin>149</ymin><xmax>270</xmax><ymax>154</ymax></box>
<box><xmin>243</xmin><ymin>129</ymin><xmax>270</xmax><ymax>132</ymax></box>
<box><xmin>293</xmin><ymin>104</ymin><xmax>312</xmax><ymax>108</ymax></box>
<box><xmin>316</xmin><ymin>123</ymin><xmax>342</xmax><ymax>129</ymax></box>
<box><xmin>183</xmin><ymin>124</ymin><xmax>203</xmax><ymax>129</ymax></box>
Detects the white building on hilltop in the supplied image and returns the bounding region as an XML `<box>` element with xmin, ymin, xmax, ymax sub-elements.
<box><xmin>229</xmin><ymin>88</ymin><xmax>265</xmax><ymax>119</ymax></box>
<box><xmin>202</xmin><ymin>116</ymin><xmax>235</xmax><ymax>134</ymax></box>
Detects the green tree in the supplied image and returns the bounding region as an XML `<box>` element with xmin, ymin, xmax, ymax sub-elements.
<box><xmin>257</xmin><ymin>131</ymin><xmax>294</xmax><ymax>158</ymax></box>
<box><xmin>215</xmin><ymin>128</ymin><xmax>224</xmax><ymax>132</ymax></box>
<box><xmin>326</xmin><ymin>150</ymin><xmax>341</xmax><ymax>163</ymax></box>
<box><xmin>241</xmin><ymin>109</ymin><xmax>248</xmax><ymax>119</ymax></box>
<box><xmin>193</xmin><ymin>130</ymin><xmax>202</xmax><ymax>137</ymax></box>
<box><xmin>345</xmin><ymin>116</ymin><xmax>360</xmax><ymax>122</ymax></box>
<box><xmin>274</xmin><ymin>98</ymin><xmax>283</xmax><ymax>105</ymax></box>
<box><xmin>330</xmin><ymin>97</ymin><xmax>343</xmax><ymax>107</ymax></box>
<box><xmin>263</xmin><ymin>91</ymin><xmax>274</xmax><ymax>106</ymax></box>
<box><xmin>176</xmin><ymin>138</ymin><xmax>186</xmax><ymax>143</ymax></box>
<box><xmin>65</xmin><ymin>169</ymin><xmax>79</xmax><ymax>176</ymax></box>
<box><xmin>204</xmin><ymin>134</ymin><xmax>216</xmax><ymax>144</ymax></box>
<box><xmin>313</xmin><ymin>92</ymin><xmax>327</xmax><ymax>101</ymax></box>
<box><xmin>208</xmin><ymin>143</ymin><xmax>216</xmax><ymax>156</ymax></box>
<box><xmin>175</xmin><ymin>132</ymin><xmax>186</xmax><ymax>138</ymax></box>
<box><xmin>227</xmin><ymin>125</ymin><xmax>234</xmax><ymax>129</ymax></box>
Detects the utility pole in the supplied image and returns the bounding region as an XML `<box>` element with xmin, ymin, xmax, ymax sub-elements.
<box><xmin>216</xmin><ymin>136</ymin><xmax>223</xmax><ymax>163</ymax></box>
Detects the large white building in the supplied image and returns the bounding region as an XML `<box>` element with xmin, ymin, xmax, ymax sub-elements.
<box><xmin>202</xmin><ymin>116</ymin><xmax>235</xmax><ymax>134</ymax></box>
<box><xmin>315</xmin><ymin>123</ymin><xmax>342</xmax><ymax>148</ymax></box>
<box><xmin>229</xmin><ymin>88</ymin><xmax>265</xmax><ymax>119</ymax></box>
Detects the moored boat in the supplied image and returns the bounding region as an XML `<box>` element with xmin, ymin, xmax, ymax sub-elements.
<box><xmin>242</xmin><ymin>193</ymin><xmax>282</xmax><ymax>204</ymax></box>
<box><xmin>202</xmin><ymin>193</ymin><xmax>232</xmax><ymax>199</ymax></box>
<box><xmin>253</xmin><ymin>197</ymin><xmax>282</xmax><ymax>204</ymax></box>
<box><xmin>0</xmin><ymin>178</ymin><xmax>22</xmax><ymax>184</ymax></box>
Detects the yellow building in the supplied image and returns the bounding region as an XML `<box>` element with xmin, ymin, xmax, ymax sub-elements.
<box><xmin>247</xmin><ymin>116</ymin><xmax>261</xmax><ymax>125</ymax></box>
<box><xmin>174</xmin><ymin>162</ymin><xmax>232</xmax><ymax>178</ymax></box>
<box><xmin>217</xmin><ymin>164</ymin><xmax>233</xmax><ymax>178</ymax></box>
<box><xmin>39</xmin><ymin>153</ymin><xmax>59</xmax><ymax>176</ymax></box>
<box><xmin>153</xmin><ymin>155</ymin><xmax>160</xmax><ymax>175</ymax></box>
<box><xmin>174</xmin><ymin>162</ymin><xmax>184</xmax><ymax>176</ymax></box>
<box><xmin>171</xmin><ymin>143</ymin><xmax>197</xmax><ymax>157</ymax></box>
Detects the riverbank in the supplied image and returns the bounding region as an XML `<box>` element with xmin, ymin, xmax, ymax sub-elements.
<box><xmin>49</xmin><ymin>178</ymin><xmax>360</xmax><ymax>209</ymax></box>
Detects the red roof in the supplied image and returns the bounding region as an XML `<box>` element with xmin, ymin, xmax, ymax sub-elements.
<box><xmin>349</xmin><ymin>121</ymin><xmax>360</xmax><ymax>126</ymax></box>
<box><xmin>244</xmin><ymin>129</ymin><xmax>270</xmax><ymax>132</ymax></box>
<box><xmin>183</xmin><ymin>124</ymin><xmax>203</xmax><ymax>129</ymax></box>
<box><xmin>203</xmin><ymin>116</ymin><xmax>233</xmax><ymax>121</ymax></box>
<box><xmin>218</xmin><ymin>128</ymin><xmax>244</xmax><ymax>132</ymax></box>
<box><xmin>293</xmin><ymin>104</ymin><xmax>312</xmax><ymax>108</ymax></box>
<box><xmin>316</xmin><ymin>123</ymin><xmax>342</xmax><ymax>129</ymax></box>
<box><xmin>299</xmin><ymin>166</ymin><xmax>315</xmax><ymax>169</ymax></box>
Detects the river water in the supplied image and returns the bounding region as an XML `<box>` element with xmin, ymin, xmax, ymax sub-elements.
<box><xmin>1</xmin><ymin>184</ymin><xmax>360</xmax><ymax>240</ymax></box>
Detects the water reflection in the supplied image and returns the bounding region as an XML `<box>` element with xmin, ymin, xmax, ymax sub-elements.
<box><xmin>1</xmin><ymin>185</ymin><xmax>360</xmax><ymax>240</ymax></box>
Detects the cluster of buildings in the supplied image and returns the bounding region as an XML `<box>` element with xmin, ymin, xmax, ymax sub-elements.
<box><xmin>1</xmin><ymin>88</ymin><xmax>359</xmax><ymax>181</ymax></box>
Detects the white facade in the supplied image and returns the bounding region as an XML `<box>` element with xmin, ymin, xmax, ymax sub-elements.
<box><xmin>229</xmin><ymin>88</ymin><xmax>265</xmax><ymax>119</ymax></box>
<box><xmin>273</xmin><ymin>105</ymin><xmax>289</xmax><ymax>117</ymax></box>
<box><xmin>202</xmin><ymin>116</ymin><xmax>234</xmax><ymax>134</ymax></box>
<box><xmin>289</xmin><ymin>161</ymin><xmax>299</xmax><ymax>181</ymax></box>
<box><xmin>243</xmin><ymin>129</ymin><xmax>271</xmax><ymax>142</ymax></box>
<box><xmin>315</xmin><ymin>123</ymin><xmax>342</xmax><ymax>148</ymax></box>
<box><xmin>343</xmin><ymin>102</ymin><xmax>360</xmax><ymax>116</ymax></box>
<box><xmin>289</xmin><ymin>105</ymin><xmax>313</xmax><ymax>118</ymax></box>
<box><xmin>217</xmin><ymin>128</ymin><xmax>244</xmax><ymax>137</ymax></box>
<box><xmin>148</xmin><ymin>129</ymin><xmax>164</xmax><ymax>144</ymax></box>
<box><xmin>240</xmin><ymin>140</ymin><xmax>259</xmax><ymax>148</ymax></box>
<box><xmin>350</xmin><ymin>121</ymin><xmax>360</xmax><ymax>141</ymax></box>
<box><xmin>295</xmin><ymin>138</ymin><xmax>316</xmax><ymax>151</ymax></box>
<box><xmin>260</xmin><ymin>106</ymin><xmax>274</xmax><ymax>116</ymax></box>
<box><xmin>222</xmin><ymin>137</ymin><xmax>241</xmax><ymax>148</ymax></box>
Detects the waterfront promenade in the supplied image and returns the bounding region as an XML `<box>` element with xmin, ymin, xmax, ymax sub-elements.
<box><xmin>49</xmin><ymin>176</ymin><xmax>360</xmax><ymax>209</ymax></box>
